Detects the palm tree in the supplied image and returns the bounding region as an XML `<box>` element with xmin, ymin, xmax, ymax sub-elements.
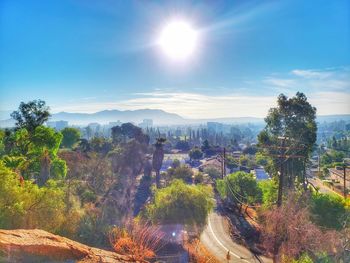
<box><xmin>38</xmin><ymin>149</ymin><xmax>51</xmax><ymax>187</ymax></box>
<box><xmin>152</xmin><ymin>138</ymin><xmax>166</xmax><ymax>188</ymax></box>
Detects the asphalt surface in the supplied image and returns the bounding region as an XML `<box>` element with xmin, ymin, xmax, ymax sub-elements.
<box><xmin>200</xmin><ymin>210</ymin><xmax>272</xmax><ymax>263</ymax></box>
<box><xmin>308</xmin><ymin>176</ymin><xmax>343</xmax><ymax>197</ymax></box>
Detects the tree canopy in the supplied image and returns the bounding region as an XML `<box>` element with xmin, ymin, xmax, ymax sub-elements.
<box><xmin>217</xmin><ymin>171</ymin><xmax>262</xmax><ymax>206</ymax></box>
<box><xmin>0</xmin><ymin>162</ymin><xmax>66</xmax><ymax>231</ymax></box>
<box><xmin>11</xmin><ymin>100</ymin><xmax>51</xmax><ymax>132</ymax></box>
<box><xmin>189</xmin><ymin>147</ymin><xmax>203</xmax><ymax>160</ymax></box>
<box><xmin>145</xmin><ymin>179</ymin><xmax>214</xmax><ymax>228</ymax></box>
<box><xmin>258</xmin><ymin>92</ymin><xmax>317</xmax><ymax>196</ymax></box>
<box><xmin>61</xmin><ymin>127</ymin><xmax>81</xmax><ymax>148</ymax></box>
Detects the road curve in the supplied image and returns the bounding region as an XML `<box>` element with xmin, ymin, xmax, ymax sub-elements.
<box><xmin>200</xmin><ymin>210</ymin><xmax>272</xmax><ymax>263</ymax></box>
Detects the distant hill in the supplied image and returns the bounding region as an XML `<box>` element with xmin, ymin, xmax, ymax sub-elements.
<box><xmin>316</xmin><ymin>114</ymin><xmax>350</xmax><ymax>123</ymax></box>
<box><xmin>50</xmin><ymin>109</ymin><xmax>185</xmax><ymax>125</ymax></box>
<box><xmin>0</xmin><ymin>109</ymin><xmax>349</xmax><ymax>128</ymax></box>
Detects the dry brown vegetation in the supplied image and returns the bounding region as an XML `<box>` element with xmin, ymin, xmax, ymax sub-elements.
<box><xmin>260</xmin><ymin>193</ymin><xmax>343</xmax><ymax>262</ymax></box>
<box><xmin>185</xmin><ymin>238</ymin><xmax>220</xmax><ymax>263</ymax></box>
<box><xmin>109</xmin><ymin>220</ymin><xmax>165</xmax><ymax>261</ymax></box>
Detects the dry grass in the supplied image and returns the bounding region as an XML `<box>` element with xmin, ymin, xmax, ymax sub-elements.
<box><xmin>109</xmin><ymin>220</ymin><xmax>165</xmax><ymax>261</ymax></box>
<box><xmin>185</xmin><ymin>238</ymin><xmax>220</xmax><ymax>263</ymax></box>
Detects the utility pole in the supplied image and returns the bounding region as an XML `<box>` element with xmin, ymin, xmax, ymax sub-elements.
<box><xmin>343</xmin><ymin>166</ymin><xmax>346</xmax><ymax>198</ymax></box>
<box><xmin>223</xmin><ymin>147</ymin><xmax>226</xmax><ymax>178</ymax></box>
<box><xmin>277</xmin><ymin>138</ymin><xmax>285</xmax><ymax>207</ymax></box>
<box><xmin>219</xmin><ymin>147</ymin><xmax>227</xmax><ymax>179</ymax></box>
<box><xmin>260</xmin><ymin>137</ymin><xmax>306</xmax><ymax>207</ymax></box>
<box><xmin>318</xmin><ymin>146</ymin><xmax>321</xmax><ymax>175</ymax></box>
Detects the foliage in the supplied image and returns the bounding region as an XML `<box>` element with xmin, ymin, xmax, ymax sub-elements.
<box><xmin>217</xmin><ymin>171</ymin><xmax>262</xmax><ymax>206</ymax></box>
<box><xmin>111</xmin><ymin>122</ymin><xmax>149</xmax><ymax>145</ymax></box>
<box><xmin>225</xmin><ymin>155</ymin><xmax>238</xmax><ymax>169</ymax></box>
<box><xmin>145</xmin><ymin>180</ymin><xmax>214</xmax><ymax>228</ymax></box>
<box><xmin>261</xmin><ymin>194</ymin><xmax>341</xmax><ymax>262</ymax></box>
<box><xmin>77</xmin><ymin>204</ymin><xmax>108</xmax><ymax>246</ymax></box>
<box><xmin>89</xmin><ymin>137</ymin><xmax>113</xmax><ymax>155</ymax></box>
<box><xmin>175</xmin><ymin>140</ymin><xmax>190</xmax><ymax>151</ymax></box>
<box><xmin>186</xmin><ymin>239</ymin><xmax>221</xmax><ymax>263</ymax></box>
<box><xmin>258</xmin><ymin>92</ymin><xmax>317</xmax><ymax>193</ymax></box>
<box><xmin>3</xmin><ymin>126</ymin><xmax>67</xmax><ymax>183</ymax></box>
<box><xmin>194</xmin><ymin>172</ymin><xmax>204</xmax><ymax>184</ymax></box>
<box><xmin>320</xmin><ymin>150</ymin><xmax>345</xmax><ymax>167</ymax></box>
<box><xmin>50</xmin><ymin>158</ymin><xmax>67</xmax><ymax>180</ymax></box>
<box><xmin>109</xmin><ymin>221</ymin><xmax>165</xmax><ymax>261</ymax></box>
<box><xmin>256</xmin><ymin>152</ymin><xmax>269</xmax><ymax>166</ymax></box>
<box><xmin>201</xmin><ymin>139</ymin><xmax>216</xmax><ymax>156</ymax></box>
<box><xmin>153</xmin><ymin>138</ymin><xmax>166</xmax><ymax>188</ymax></box>
<box><xmin>189</xmin><ymin>147</ymin><xmax>203</xmax><ymax>160</ymax></box>
<box><xmin>310</xmin><ymin>193</ymin><xmax>348</xmax><ymax>230</ymax></box>
<box><xmin>61</xmin><ymin>127</ymin><xmax>81</xmax><ymax>148</ymax></box>
<box><xmin>239</xmin><ymin>154</ymin><xmax>256</xmax><ymax>169</ymax></box>
<box><xmin>11</xmin><ymin>100</ymin><xmax>50</xmax><ymax>133</ymax></box>
<box><xmin>258</xmin><ymin>179</ymin><xmax>278</xmax><ymax>208</ymax></box>
<box><xmin>292</xmin><ymin>253</ymin><xmax>314</xmax><ymax>263</ymax></box>
<box><xmin>243</xmin><ymin>145</ymin><xmax>258</xmax><ymax>155</ymax></box>
<box><xmin>167</xmin><ymin>164</ymin><xmax>194</xmax><ymax>183</ymax></box>
<box><xmin>0</xmin><ymin>129</ymin><xmax>5</xmax><ymax>157</ymax></box>
<box><xmin>204</xmin><ymin>166</ymin><xmax>221</xmax><ymax>180</ymax></box>
<box><xmin>0</xmin><ymin>162</ymin><xmax>66</xmax><ymax>232</ymax></box>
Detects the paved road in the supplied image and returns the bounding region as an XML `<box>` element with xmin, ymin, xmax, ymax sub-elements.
<box><xmin>308</xmin><ymin>176</ymin><xmax>343</xmax><ymax>197</ymax></box>
<box><xmin>201</xmin><ymin>210</ymin><xmax>272</xmax><ymax>263</ymax></box>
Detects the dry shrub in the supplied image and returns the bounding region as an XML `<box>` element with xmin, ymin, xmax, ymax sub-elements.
<box><xmin>185</xmin><ymin>238</ymin><xmax>220</xmax><ymax>263</ymax></box>
<box><xmin>261</xmin><ymin>193</ymin><xmax>342</xmax><ymax>262</ymax></box>
<box><xmin>109</xmin><ymin>220</ymin><xmax>165</xmax><ymax>261</ymax></box>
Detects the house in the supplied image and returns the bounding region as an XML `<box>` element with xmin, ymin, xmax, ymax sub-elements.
<box><xmin>252</xmin><ymin>167</ymin><xmax>270</xmax><ymax>181</ymax></box>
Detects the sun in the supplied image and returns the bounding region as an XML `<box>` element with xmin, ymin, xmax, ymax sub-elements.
<box><xmin>157</xmin><ymin>20</ymin><xmax>198</xmax><ymax>61</ymax></box>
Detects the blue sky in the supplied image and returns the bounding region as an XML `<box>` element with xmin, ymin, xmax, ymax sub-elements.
<box><xmin>1</xmin><ymin>0</ymin><xmax>349</xmax><ymax>119</ymax></box>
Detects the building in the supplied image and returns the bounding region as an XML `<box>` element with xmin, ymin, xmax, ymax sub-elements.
<box><xmin>46</xmin><ymin>120</ymin><xmax>68</xmax><ymax>131</ymax></box>
<box><xmin>252</xmin><ymin>167</ymin><xmax>270</xmax><ymax>181</ymax></box>
<box><xmin>207</xmin><ymin>122</ymin><xmax>223</xmax><ymax>134</ymax></box>
<box><xmin>138</xmin><ymin>119</ymin><xmax>153</xmax><ymax>129</ymax></box>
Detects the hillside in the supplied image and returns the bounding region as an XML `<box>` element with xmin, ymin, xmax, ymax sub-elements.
<box><xmin>0</xmin><ymin>229</ymin><xmax>136</xmax><ymax>263</ymax></box>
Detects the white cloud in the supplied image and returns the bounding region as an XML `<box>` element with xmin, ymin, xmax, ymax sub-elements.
<box><xmin>309</xmin><ymin>91</ymin><xmax>350</xmax><ymax>115</ymax></box>
<box><xmin>291</xmin><ymin>69</ymin><xmax>333</xmax><ymax>79</ymax></box>
<box><xmin>52</xmin><ymin>90</ymin><xmax>350</xmax><ymax>118</ymax></box>
<box><xmin>52</xmin><ymin>67</ymin><xmax>350</xmax><ymax>118</ymax></box>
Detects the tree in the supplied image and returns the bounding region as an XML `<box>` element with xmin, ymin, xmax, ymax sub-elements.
<box><xmin>152</xmin><ymin>138</ymin><xmax>166</xmax><ymax>188</ymax></box>
<box><xmin>310</xmin><ymin>193</ymin><xmax>348</xmax><ymax>230</ymax></box>
<box><xmin>145</xmin><ymin>180</ymin><xmax>214</xmax><ymax>229</ymax></box>
<box><xmin>258</xmin><ymin>179</ymin><xmax>278</xmax><ymax>208</ymax></box>
<box><xmin>225</xmin><ymin>155</ymin><xmax>238</xmax><ymax>170</ymax></box>
<box><xmin>11</xmin><ymin>100</ymin><xmax>50</xmax><ymax>133</ymax></box>
<box><xmin>0</xmin><ymin>162</ymin><xmax>66</xmax><ymax>232</ymax></box>
<box><xmin>3</xmin><ymin>126</ymin><xmax>66</xmax><ymax>184</ymax></box>
<box><xmin>175</xmin><ymin>140</ymin><xmax>190</xmax><ymax>151</ymax></box>
<box><xmin>204</xmin><ymin>166</ymin><xmax>221</xmax><ymax>180</ymax></box>
<box><xmin>167</xmin><ymin>164</ymin><xmax>194</xmax><ymax>183</ymax></box>
<box><xmin>261</xmin><ymin>194</ymin><xmax>341</xmax><ymax>263</ymax></box>
<box><xmin>201</xmin><ymin>139</ymin><xmax>215</xmax><ymax>156</ymax></box>
<box><xmin>111</xmin><ymin>123</ymin><xmax>149</xmax><ymax>145</ymax></box>
<box><xmin>61</xmin><ymin>127</ymin><xmax>81</xmax><ymax>148</ymax></box>
<box><xmin>189</xmin><ymin>147</ymin><xmax>203</xmax><ymax>161</ymax></box>
<box><xmin>258</xmin><ymin>93</ymin><xmax>317</xmax><ymax>204</ymax></box>
<box><xmin>216</xmin><ymin>171</ymin><xmax>262</xmax><ymax>212</ymax></box>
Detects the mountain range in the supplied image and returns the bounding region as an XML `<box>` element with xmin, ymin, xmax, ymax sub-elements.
<box><xmin>0</xmin><ymin>109</ymin><xmax>349</xmax><ymax>127</ymax></box>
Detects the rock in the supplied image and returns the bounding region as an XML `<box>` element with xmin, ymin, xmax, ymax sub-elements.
<box><xmin>0</xmin><ymin>229</ymin><xmax>139</xmax><ymax>263</ymax></box>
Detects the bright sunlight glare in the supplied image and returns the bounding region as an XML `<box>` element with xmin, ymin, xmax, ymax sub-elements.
<box><xmin>158</xmin><ymin>20</ymin><xmax>198</xmax><ymax>61</ymax></box>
